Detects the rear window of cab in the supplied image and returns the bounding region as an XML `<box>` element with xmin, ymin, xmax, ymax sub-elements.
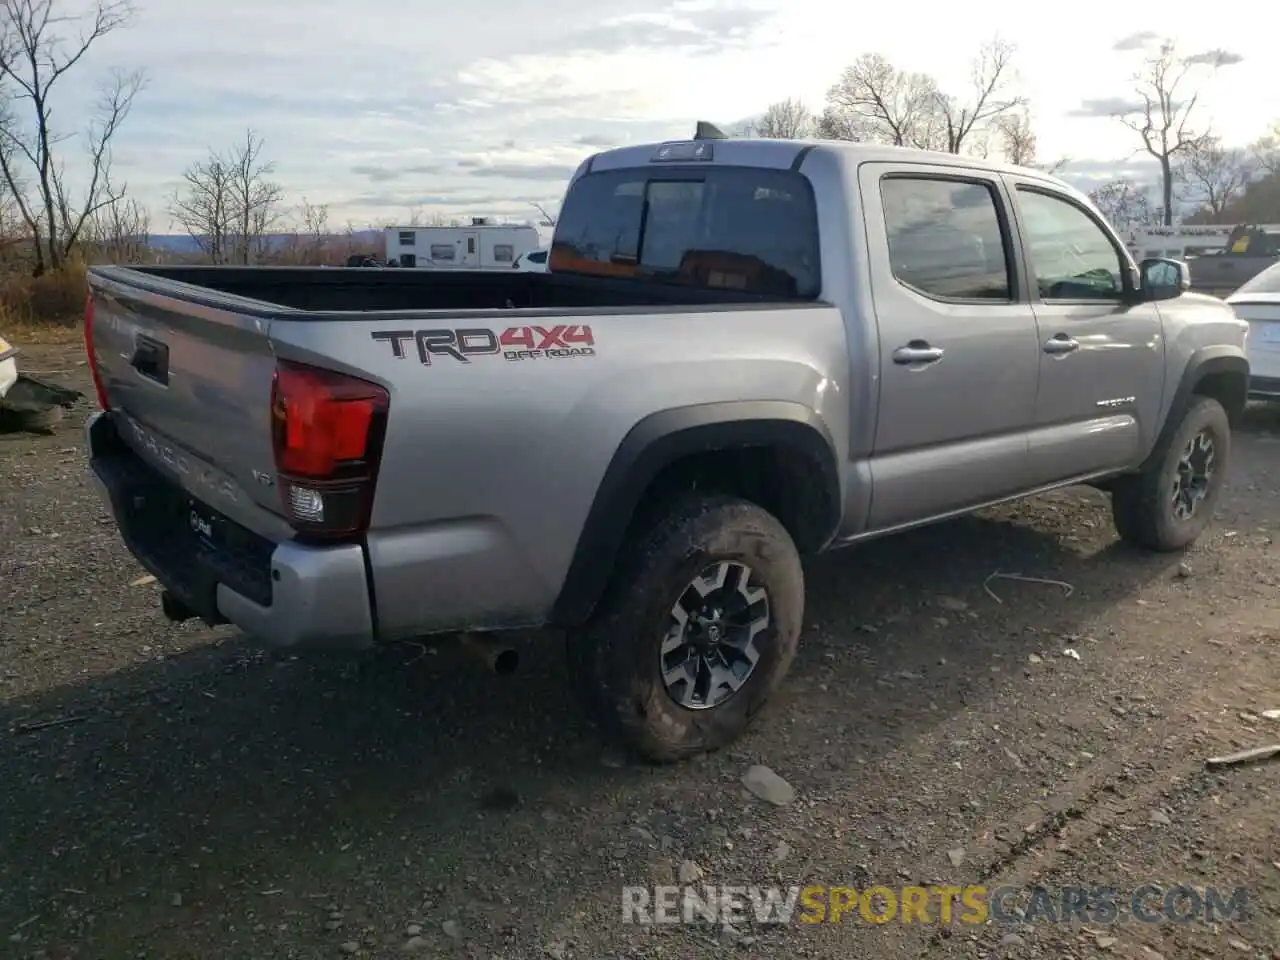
<box><xmin>550</xmin><ymin>165</ymin><xmax>821</xmax><ymax>299</ymax></box>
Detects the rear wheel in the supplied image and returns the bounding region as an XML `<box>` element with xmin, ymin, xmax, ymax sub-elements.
<box><xmin>567</xmin><ymin>494</ymin><xmax>804</xmax><ymax>763</ymax></box>
<box><xmin>1111</xmin><ymin>395</ymin><xmax>1230</xmax><ymax>551</ymax></box>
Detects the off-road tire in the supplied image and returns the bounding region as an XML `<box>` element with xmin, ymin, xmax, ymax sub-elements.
<box><xmin>0</xmin><ymin>399</ymin><xmax>63</xmax><ymax>434</ymax></box>
<box><xmin>1111</xmin><ymin>395</ymin><xmax>1230</xmax><ymax>551</ymax></box>
<box><xmin>566</xmin><ymin>494</ymin><xmax>804</xmax><ymax>763</ymax></box>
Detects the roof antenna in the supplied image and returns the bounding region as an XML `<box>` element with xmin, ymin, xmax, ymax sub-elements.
<box><xmin>694</xmin><ymin>121</ymin><xmax>729</xmax><ymax>141</ymax></box>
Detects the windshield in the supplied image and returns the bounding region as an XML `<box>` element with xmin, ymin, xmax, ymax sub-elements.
<box><xmin>1232</xmin><ymin>259</ymin><xmax>1280</xmax><ymax>297</ymax></box>
<box><xmin>550</xmin><ymin>164</ymin><xmax>821</xmax><ymax>299</ymax></box>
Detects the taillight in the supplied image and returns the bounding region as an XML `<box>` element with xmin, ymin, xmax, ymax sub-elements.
<box><xmin>83</xmin><ymin>295</ymin><xmax>109</xmax><ymax>410</ymax></box>
<box><xmin>270</xmin><ymin>359</ymin><xmax>389</xmax><ymax>540</ymax></box>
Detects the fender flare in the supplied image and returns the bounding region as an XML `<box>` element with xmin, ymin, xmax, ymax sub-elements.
<box><xmin>1139</xmin><ymin>346</ymin><xmax>1249</xmax><ymax>473</ymax></box>
<box><xmin>550</xmin><ymin>401</ymin><xmax>841</xmax><ymax>627</ymax></box>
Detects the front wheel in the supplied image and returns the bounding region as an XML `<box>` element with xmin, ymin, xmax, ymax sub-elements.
<box><xmin>566</xmin><ymin>495</ymin><xmax>804</xmax><ymax>763</ymax></box>
<box><xmin>1111</xmin><ymin>395</ymin><xmax>1230</xmax><ymax>552</ymax></box>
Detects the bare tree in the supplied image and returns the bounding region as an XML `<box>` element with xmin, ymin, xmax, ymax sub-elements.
<box><xmin>995</xmin><ymin>110</ymin><xmax>1037</xmax><ymax>166</ymax></box>
<box><xmin>1112</xmin><ymin>41</ymin><xmax>1238</xmax><ymax>225</ymax></box>
<box><xmin>1173</xmin><ymin>136</ymin><xmax>1254</xmax><ymax>220</ymax></box>
<box><xmin>280</xmin><ymin>195</ymin><xmax>329</xmax><ymax>264</ymax></box>
<box><xmin>825</xmin><ymin>52</ymin><xmax>944</xmax><ymax>150</ymax></box>
<box><xmin>1089</xmin><ymin>179</ymin><xmax>1153</xmax><ymax>229</ymax></box>
<box><xmin>169</xmin><ymin>152</ymin><xmax>233</xmax><ymax>262</ymax></box>
<box><xmin>1251</xmin><ymin>121</ymin><xmax>1279</xmax><ymax>177</ymax></box>
<box><xmin>83</xmin><ymin>188</ymin><xmax>147</xmax><ymax>262</ymax></box>
<box><xmin>994</xmin><ymin>109</ymin><xmax>1070</xmax><ymax>173</ymax></box>
<box><xmin>226</xmin><ymin>129</ymin><xmax>282</xmax><ymax>263</ymax></box>
<box><xmin>748</xmin><ymin>98</ymin><xmax>813</xmax><ymax>139</ymax></box>
<box><xmin>824</xmin><ymin>40</ymin><xmax>1024</xmax><ymax>155</ymax></box>
<box><xmin>529</xmin><ymin>200</ymin><xmax>556</xmax><ymax>226</ymax></box>
<box><xmin>814</xmin><ymin>106</ymin><xmax>865</xmax><ymax>142</ymax></box>
<box><xmin>169</xmin><ymin>129</ymin><xmax>283</xmax><ymax>264</ymax></box>
<box><xmin>0</xmin><ymin>0</ymin><xmax>145</xmax><ymax>274</ymax></box>
<box><xmin>933</xmin><ymin>38</ymin><xmax>1026</xmax><ymax>154</ymax></box>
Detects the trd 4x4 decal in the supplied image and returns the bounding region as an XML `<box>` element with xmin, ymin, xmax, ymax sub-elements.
<box><xmin>371</xmin><ymin>325</ymin><xmax>596</xmax><ymax>365</ymax></box>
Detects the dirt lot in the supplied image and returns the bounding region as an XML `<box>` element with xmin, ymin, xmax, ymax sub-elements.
<box><xmin>2</xmin><ymin>340</ymin><xmax>1279</xmax><ymax>960</ymax></box>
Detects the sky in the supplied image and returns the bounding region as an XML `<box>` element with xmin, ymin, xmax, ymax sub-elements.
<box><xmin>38</xmin><ymin>0</ymin><xmax>1280</xmax><ymax>233</ymax></box>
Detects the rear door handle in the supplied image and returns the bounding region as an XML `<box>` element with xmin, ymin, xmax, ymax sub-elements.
<box><xmin>892</xmin><ymin>341</ymin><xmax>945</xmax><ymax>365</ymax></box>
<box><xmin>1043</xmin><ymin>334</ymin><xmax>1079</xmax><ymax>355</ymax></box>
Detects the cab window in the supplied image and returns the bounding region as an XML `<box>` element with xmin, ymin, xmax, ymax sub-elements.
<box><xmin>880</xmin><ymin>175</ymin><xmax>1012</xmax><ymax>301</ymax></box>
<box><xmin>1015</xmin><ymin>187</ymin><xmax>1127</xmax><ymax>300</ymax></box>
<box><xmin>551</xmin><ymin>166</ymin><xmax>821</xmax><ymax>299</ymax></box>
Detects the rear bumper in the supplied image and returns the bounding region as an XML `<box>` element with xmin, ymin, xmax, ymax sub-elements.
<box><xmin>86</xmin><ymin>410</ymin><xmax>376</xmax><ymax>650</ymax></box>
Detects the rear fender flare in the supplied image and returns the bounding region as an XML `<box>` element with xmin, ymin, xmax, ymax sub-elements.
<box><xmin>550</xmin><ymin>401</ymin><xmax>841</xmax><ymax>627</ymax></box>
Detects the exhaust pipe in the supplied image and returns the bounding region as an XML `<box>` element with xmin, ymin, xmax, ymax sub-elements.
<box><xmin>160</xmin><ymin>590</ymin><xmax>197</xmax><ymax>623</ymax></box>
<box><xmin>461</xmin><ymin>632</ymin><xmax>519</xmax><ymax>676</ymax></box>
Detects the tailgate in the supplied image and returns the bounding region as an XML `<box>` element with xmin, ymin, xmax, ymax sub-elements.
<box><xmin>88</xmin><ymin>269</ymin><xmax>289</xmax><ymax>538</ymax></box>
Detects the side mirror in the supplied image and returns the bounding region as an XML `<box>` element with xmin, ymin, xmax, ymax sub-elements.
<box><xmin>1138</xmin><ymin>257</ymin><xmax>1191</xmax><ymax>302</ymax></box>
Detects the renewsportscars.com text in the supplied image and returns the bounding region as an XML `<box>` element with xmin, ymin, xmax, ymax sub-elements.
<box><xmin>621</xmin><ymin>884</ymin><xmax>1251</xmax><ymax>926</ymax></box>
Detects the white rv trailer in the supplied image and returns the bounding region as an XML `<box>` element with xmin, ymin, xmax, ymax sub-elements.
<box><xmin>384</xmin><ymin>220</ymin><xmax>544</xmax><ymax>269</ymax></box>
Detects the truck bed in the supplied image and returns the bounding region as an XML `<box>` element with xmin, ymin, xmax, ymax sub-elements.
<box><xmin>84</xmin><ymin>257</ymin><xmax>841</xmax><ymax>646</ymax></box>
<box><xmin>111</xmin><ymin>265</ymin><xmax>794</xmax><ymax>314</ymax></box>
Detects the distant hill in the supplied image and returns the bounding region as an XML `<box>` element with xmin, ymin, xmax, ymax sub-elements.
<box><xmin>145</xmin><ymin>224</ymin><xmax>553</xmax><ymax>257</ymax></box>
<box><xmin>146</xmin><ymin>230</ymin><xmax>385</xmax><ymax>254</ymax></box>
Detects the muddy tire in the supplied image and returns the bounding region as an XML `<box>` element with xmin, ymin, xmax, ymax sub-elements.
<box><xmin>566</xmin><ymin>494</ymin><xmax>804</xmax><ymax>763</ymax></box>
<box><xmin>0</xmin><ymin>399</ymin><xmax>63</xmax><ymax>433</ymax></box>
<box><xmin>1111</xmin><ymin>395</ymin><xmax>1230</xmax><ymax>552</ymax></box>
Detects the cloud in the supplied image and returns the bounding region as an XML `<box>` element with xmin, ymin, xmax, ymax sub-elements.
<box><xmin>1185</xmin><ymin>49</ymin><xmax>1244</xmax><ymax>67</ymax></box>
<box><xmin>1057</xmin><ymin>157</ymin><xmax>1164</xmax><ymax>198</ymax></box>
<box><xmin>1113</xmin><ymin>31</ymin><xmax>1158</xmax><ymax>51</ymax></box>
<box><xmin>350</xmin><ymin>163</ymin><xmax>443</xmax><ymax>183</ymax></box>
<box><xmin>1070</xmin><ymin>97</ymin><xmax>1146</xmax><ymax>118</ymax></box>
<box><xmin>549</xmin><ymin>4</ymin><xmax>774</xmax><ymax>56</ymax></box>
<box><xmin>26</xmin><ymin>0</ymin><xmax>1266</xmax><ymax>233</ymax></box>
<box><xmin>348</xmin><ymin>192</ymin><xmax>525</xmax><ymax>209</ymax></box>
<box><xmin>466</xmin><ymin>163</ymin><xmax>578</xmax><ymax>181</ymax></box>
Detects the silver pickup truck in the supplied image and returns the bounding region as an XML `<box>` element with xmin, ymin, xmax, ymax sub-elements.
<box><xmin>84</xmin><ymin>133</ymin><xmax>1250</xmax><ymax>762</ymax></box>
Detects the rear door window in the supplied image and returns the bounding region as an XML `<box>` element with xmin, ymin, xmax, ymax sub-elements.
<box><xmin>880</xmin><ymin>175</ymin><xmax>1013</xmax><ymax>301</ymax></box>
<box><xmin>550</xmin><ymin>166</ymin><xmax>821</xmax><ymax>298</ymax></box>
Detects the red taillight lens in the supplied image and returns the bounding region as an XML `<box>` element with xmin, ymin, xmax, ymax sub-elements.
<box><xmin>270</xmin><ymin>359</ymin><xmax>389</xmax><ymax>539</ymax></box>
<box><xmin>83</xmin><ymin>295</ymin><xmax>110</xmax><ymax>410</ymax></box>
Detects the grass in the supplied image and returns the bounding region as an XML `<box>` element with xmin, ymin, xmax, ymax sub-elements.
<box><xmin>0</xmin><ymin>262</ymin><xmax>88</xmax><ymax>346</ymax></box>
<box><xmin>4</xmin><ymin>318</ymin><xmax>83</xmax><ymax>345</ymax></box>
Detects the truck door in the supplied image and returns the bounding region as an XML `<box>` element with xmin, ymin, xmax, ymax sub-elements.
<box><xmin>461</xmin><ymin>232</ymin><xmax>480</xmax><ymax>267</ymax></box>
<box><xmin>858</xmin><ymin>163</ymin><xmax>1041</xmax><ymax>530</ymax></box>
<box><xmin>1004</xmin><ymin>177</ymin><xmax>1164</xmax><ymax>485</ymax></box>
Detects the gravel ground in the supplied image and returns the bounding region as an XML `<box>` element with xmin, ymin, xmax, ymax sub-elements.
<box><xmin>2</xmin><ymin>341</ymin><xmax>1279</xmax><ymax>960</ymax></box>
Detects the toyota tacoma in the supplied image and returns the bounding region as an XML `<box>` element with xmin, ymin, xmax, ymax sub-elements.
<box><xmin>83</xmin><ymin>129</ymin><xmax>1250</xmax><ymax>761</ymax></box>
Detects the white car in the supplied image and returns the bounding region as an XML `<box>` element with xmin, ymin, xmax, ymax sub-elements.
<box><xmin>512</xmin><ymin>249</ymin><xmax>548</xmax><ymax>272</ymax></box>
<box><xmin>1226</xmin><ymin>261</ymin><xmax>1280</xmax><ymax>402</ymax></box>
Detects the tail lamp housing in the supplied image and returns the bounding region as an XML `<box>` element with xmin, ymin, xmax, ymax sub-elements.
<box><xmin>83</xmin><ymin>294</ymin><xmax>110</xmax><ymax>410</ymax></box>
<box><xmin>270</xmin><ymin>359</ymin><xmax>390</xmax><ymax>540</ymax></box>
